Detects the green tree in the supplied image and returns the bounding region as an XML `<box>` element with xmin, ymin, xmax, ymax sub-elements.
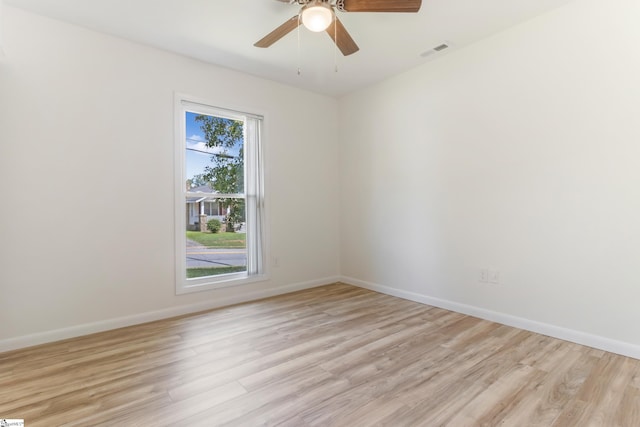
<box><xmin>196</xmin><ymin>115</ymin><xmax>244</xmax><ymax>231</ymax></box>
<box><xmin>187</xmin><ymin>173</ymin><xmax>211</xmax><ymax>189</ymax></box>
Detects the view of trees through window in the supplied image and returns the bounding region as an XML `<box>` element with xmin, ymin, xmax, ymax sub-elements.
<box><xmin>185</xmin><ymin>111</ymin><xmax>247</xmax><ymax>279</ymax></box>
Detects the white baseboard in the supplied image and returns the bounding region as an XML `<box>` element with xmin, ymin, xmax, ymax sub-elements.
<box><xmin>0</xmin><ymin>276</ymin><xmax>339</xmax><ymax>353</ymax></box>
<box><xmin>340</xmin><ymin>276</ymin><xmax>640</xmax><ymax>360</ymax></box>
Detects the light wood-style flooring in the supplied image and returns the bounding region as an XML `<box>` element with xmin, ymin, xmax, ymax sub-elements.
<box><xmin>1</xmin><ymin>283</ymin><xmax>639</xmax><ymax>426</ymax></box>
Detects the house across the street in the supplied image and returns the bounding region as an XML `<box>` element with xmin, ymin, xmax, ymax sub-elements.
<box><xmin>186</xmin><ymin>184</ymin><xmax>226</xmax><ymax>231</ymax></box>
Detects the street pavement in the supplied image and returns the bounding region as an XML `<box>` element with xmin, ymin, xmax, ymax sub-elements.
<box><xmin>186</xmin><ymin>245</ymin><xmax>247</xmax><ymax>268</ymax></box>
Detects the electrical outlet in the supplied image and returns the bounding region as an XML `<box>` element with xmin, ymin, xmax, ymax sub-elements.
<box><xmin>272</xmin><ymin>256</ymin><xmax>279</xmax><ymax>268</ymax></box>
<box><xmin>489</xmin><ymin>270</ymin><xmax>500</xmax><ymax>284</ymax></box>
<box><xmin>479</xmin><ymin>269</ymin><xmax>489</xmax><ymax>283</ymax></box>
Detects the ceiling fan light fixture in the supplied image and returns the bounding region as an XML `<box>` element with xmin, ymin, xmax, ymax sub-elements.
<box><xmin>301</xmin><ymin>1</ymin><xmax>334</xmax><ymax>32</ymax></box>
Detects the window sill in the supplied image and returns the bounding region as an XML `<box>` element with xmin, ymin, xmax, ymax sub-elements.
<box><xmin>176</xmin><ymin>272</ymin><xmax>270</xmax><ymax>295</ymax></box>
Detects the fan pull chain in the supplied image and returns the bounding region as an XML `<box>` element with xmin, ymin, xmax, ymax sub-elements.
<box><xmin>297</xmin><ymin>14</ymin><xmax>302</xmax><ymax>76</ymax></box>
<box><xmin>334</xmin><ymin>16</ymin><xmax>338</xmax><ymax>73</ymax></box>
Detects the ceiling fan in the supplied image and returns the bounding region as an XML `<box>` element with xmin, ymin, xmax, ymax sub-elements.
<box><xmin>254</xmin><ymin>0</ymin><xmax>422</xmax><ymax>56</ymax></box>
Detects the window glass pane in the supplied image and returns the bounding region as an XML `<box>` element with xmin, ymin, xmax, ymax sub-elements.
<box><xmin>185</xmin><ymin>111</ymin><xmax>247</xmax><ymax>279</ymax></box>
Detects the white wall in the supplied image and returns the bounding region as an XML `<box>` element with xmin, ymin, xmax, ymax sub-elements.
<box><xmin>0</xmin><ymin>1</ymin><xmax>4</xmax><ymax>58</ymax></box>
<box><xmin>339</xmin><ymin>0</ymin><xmax>640</xmax><ymax>356</ymax></box>
<box><xmin>0</xmin><ymin>6</ymin><xmax>340</xmax><ymax>348</ymax></box>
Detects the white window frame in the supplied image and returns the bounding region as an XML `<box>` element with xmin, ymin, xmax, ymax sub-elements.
<box><xmin>175</xmin><ymin>95</ymin><xmax>267</xmax><ymax>294</ymax></box>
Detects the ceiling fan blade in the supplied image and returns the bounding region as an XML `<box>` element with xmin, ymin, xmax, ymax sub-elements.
<box><xmin>326</xmin><ymin>17</ymin><xmax>359</xmax><ymax>56</ymax></box>
<box><xmin>339</xmin><ymin>0</ymin><xmax>422</xmax><ymax>13</ymax></box>
<box><xmin>254</xmin><ymin>15</ymin><xmax>301</xmax><ymax>48</ymax></box>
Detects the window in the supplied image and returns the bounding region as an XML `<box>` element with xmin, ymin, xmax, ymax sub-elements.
<box><xmin>175</xmin><ymin>96</ymin><xmax>265</xmax><ymax>294</ymax></box>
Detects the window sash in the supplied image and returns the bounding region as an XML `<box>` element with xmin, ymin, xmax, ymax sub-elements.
<box><xmin>244</xmin><ymin>115</ymin><xmax>264</xmax><ymax>276</ymax></box>
<box><xmin>185</xmin><ymin>193</ymin><xmax>244</xmax><ymax>199</ymax></box>
<box><xmin>175</xmin><ymin>96</ymin><xmax>266</xmax><ymax>294</ymax></box>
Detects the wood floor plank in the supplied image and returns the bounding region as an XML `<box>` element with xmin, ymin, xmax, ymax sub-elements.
<box><xmin>498</xmin><ymin>350</ymin><xmax>596</xmax><ymax>426</ymax></box>
<box><xmin>615</xmin><ymin>386</ymin><xmax>640</xmax><ymax>427</ymax></box>
<box><xmin>1</xmin><ymin>283</ymin><xmax>639</xmax><ymax>426</ymax></box>
<box><xmin>179</xmin><ymin>367</ymin><xmax>337</xmax><ymax>426</ymax></box>
<box><xmin>581</xmin><ymin>355</ymin><xmax>636</xmax><ymax>427</ymax></box>
<box><xmin>106</xmin><ymin>380</ymin><xmax>247</xmax><ymax>426</ymax></box>
<box><xmin>552</xmin><ymin>398</ymin><xmax>589</xmax><ymax>427</ymax></box>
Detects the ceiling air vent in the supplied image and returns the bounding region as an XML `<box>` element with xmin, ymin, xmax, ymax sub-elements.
<box><xmin>420</xmin><ymin>42</ymin><xmax>451</xmax><ymax>58</ymax></box>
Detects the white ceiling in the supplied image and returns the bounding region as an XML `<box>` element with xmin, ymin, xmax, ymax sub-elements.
<box><xmin>5</xmin><ymin>0</ymin><xmax>574</xmax><ymax>97</ymax></box>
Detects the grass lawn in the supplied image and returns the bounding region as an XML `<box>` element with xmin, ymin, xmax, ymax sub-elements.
<box><xmin>186</xmin><ymin>231</ymin><xmax>246</xmax><ymax>248</ymax></box>
<box><xmin>187</xmin><ymin>266</ymin><xmax>246</xmax><ymax>278</ymax></box>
